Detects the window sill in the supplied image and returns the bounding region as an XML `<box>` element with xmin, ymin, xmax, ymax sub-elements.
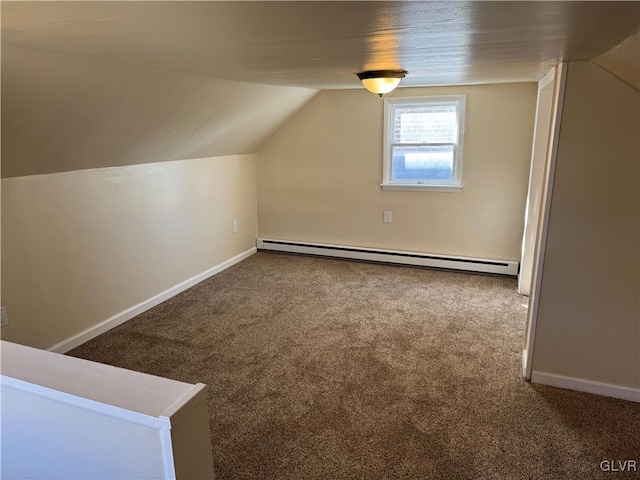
<box><xmin>381</xmin><ymin>183</ymin><xmax>463</xmax><ymax>192</ymax></box>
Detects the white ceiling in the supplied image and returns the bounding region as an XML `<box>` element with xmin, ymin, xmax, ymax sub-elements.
<box><xmin>2</xmin><ymin>1</ymin><xmax>639</xmax><ymax>88</ymax></box>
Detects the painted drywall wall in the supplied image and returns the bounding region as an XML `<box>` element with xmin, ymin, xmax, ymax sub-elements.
<box><xmin>1</xmin><ymin>46</ymin><xmax>317</xmax><ymax>178</ymax></box>
<box><xmin>1</xmin><ymin>155</ymin><xmax>258</xmax><ymax>350</ymax></box>
<box><xmin>2</xmin><ymin>378</ymin><xmax>173</xmax><ymax>480</ymax></box>
<box><xmin>531</xmin><ymin>62</ymin><xmax>640</xmax><ymax>389</ymax></box>
<box><xmin>256</xmin><ymin>84</ymin><xmax>537</xmax><ymax>260</ymax></box>
<box><xmin>2</xmin><ymin>341</ymin><xmax>214</xmax><ymax>479</ymax></box>
<box><xmin>593</xmin><ymin>30</ymin><xmax>640</xmax><ymax>91</ymax></box>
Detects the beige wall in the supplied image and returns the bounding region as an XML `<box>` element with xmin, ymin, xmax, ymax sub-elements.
<box><xmin>532</xmin><ymin>62</ymin><xmax>640</xmax><ymax>388</ymax></box>
<box><xmin>256</xmin><ymin>84</ymin><xmax>537</xmax><ymax>260</ymax></box>
<box><xmin>1</xmin><ymin>155</ymin><xmax>258</xmax><ymax>350</ymax></box>
<box><xmin>1</xmin><ymin>46</ymin><xmax>316</xmax><ymax>178</ymax></box>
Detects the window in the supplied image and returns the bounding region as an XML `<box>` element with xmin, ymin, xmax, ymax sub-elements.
<box><xmin>382</xmin><ymin>95</ymin><xmax>466</xmax><ymax>191</ymax></box>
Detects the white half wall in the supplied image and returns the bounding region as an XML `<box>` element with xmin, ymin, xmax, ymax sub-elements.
<box><xmin>1</xmin><ymin>155</ymin><xmax>258</xmax><ymax>350</ymax></box>
<box><xmin>256</xmin><ymin>84</ymin><xmax>537</xmax><ymax>261</ymax></box>
<box><xmin>2</xmin><ymin>377</ymin><xmax>174</xmax><ymax>480</ymax></box>
<box><xmin>1</xmin><ymin>340</ymin><xmax>215</xmax><ymax>479</ymax></box>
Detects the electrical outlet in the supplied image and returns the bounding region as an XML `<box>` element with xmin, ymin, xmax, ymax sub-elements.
<box><xmin>383</xmin><ymin>211</ymin><xmax>392</xmax><ymax>223</ymax></box>
<box><xmin>232</xmin><ymin>220</ymin><xmax>238</xmax><ymax>233</ymax></box>
<box><xmin>1</xmin><ymin>306</ymin><xmax>8</xmax><ymax>327</ymax></box>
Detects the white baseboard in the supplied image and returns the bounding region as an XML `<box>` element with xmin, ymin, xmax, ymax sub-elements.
<box><xmin>48</xmin><ymin>247</ymin><xmax>257</xmax><ymax>354</ymax></box>
<box><xmin>522</xmin><ymin>349</ymin><xmax>528</xmax><ymax>378</ymax></box>
<box><xmin>531</xmin><ymin>370</ymin><xmax>640</xmax><ymax>403</ymax></box>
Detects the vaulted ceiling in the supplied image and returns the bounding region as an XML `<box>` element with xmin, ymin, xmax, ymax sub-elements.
<box><xmin>2</xmin><ymin>1</ymin><xmax>639</xmax><ymax>178</ymax></box>
<box><xmin>594</xmin><ymin>31</ymin><xmax>640</xmax><ymax>91</ymax></box>
<box><xmin>3</xmin><ymin>1</ymin><xmax>639</xmax><ymax>88</ymax></box>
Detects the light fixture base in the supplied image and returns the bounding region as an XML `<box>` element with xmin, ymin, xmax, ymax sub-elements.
<box><xmin>356</xmin><ymin>69</ymin><xmax>408</xmax><ymax>81</ymax></box>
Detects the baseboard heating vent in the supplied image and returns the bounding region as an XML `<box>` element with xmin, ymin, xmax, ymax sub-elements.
<box><xmin>256</xmin><ymin>238</ymin><xmax>518</xmax><ymax>276</ymax></box>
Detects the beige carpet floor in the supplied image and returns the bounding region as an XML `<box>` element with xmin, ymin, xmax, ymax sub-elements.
<box><xmin>69</xmin><ymin>252</ymin><xmax>640</xmax><ymax>480</ymax></box>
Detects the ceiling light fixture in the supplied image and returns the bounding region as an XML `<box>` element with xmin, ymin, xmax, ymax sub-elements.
<box><xmin>356</xmin><ymin>69</ymin><xmax>408</xmax><ymax>97</ymax></box>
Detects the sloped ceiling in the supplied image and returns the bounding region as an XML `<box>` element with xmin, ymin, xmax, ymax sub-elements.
<box><xmin>1</xmin><ymin>46</ymin><xmax>317</xmax><ymax>178</ymax></box>
<box><xmin>593</xmin><ymin>31</ymin><xmax>640</xmax><ymax>91</ymax></box>
<box><xmin>2</xmin><ymin>1</ymin><xmax>639</xmax><ymax>177</ymax></box>
<box><xmin>3</xmin><ymin>1</ymin><xmax>639</xmax><ymax>88</ymax></box>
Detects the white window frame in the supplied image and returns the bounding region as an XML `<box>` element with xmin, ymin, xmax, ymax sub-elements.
<box><xmin>382</xmin><ymin>95</ymin><xmax>466</xmax><ymax>192</ymax></box>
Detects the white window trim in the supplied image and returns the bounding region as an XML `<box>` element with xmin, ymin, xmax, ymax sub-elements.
<box><xmin>382</xmin><ymin>95</ymin><xmax>467</xmax><ymax>191</ymax></box>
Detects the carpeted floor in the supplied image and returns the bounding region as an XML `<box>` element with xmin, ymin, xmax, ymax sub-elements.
<box><xmin>69</xmin><ymin>252</ymin><xmax>640</xmax><ymax>480</ymax></box>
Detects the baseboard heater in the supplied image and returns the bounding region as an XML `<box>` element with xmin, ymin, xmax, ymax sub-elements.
<box><xmin>256</xmin><ymin>238</ymin><xmax>518</xmax><ymax>276</ymax></box>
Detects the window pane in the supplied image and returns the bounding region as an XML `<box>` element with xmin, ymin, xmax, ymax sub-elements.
<box><xmin>393</xmin><ymin>105</ymin><xmax>457</xmax><ymax>143</ymax></box>
<box><xmin>391</xmin><ymin>145</ymin><xmax>454</xmax><ymax>182</ymax></box>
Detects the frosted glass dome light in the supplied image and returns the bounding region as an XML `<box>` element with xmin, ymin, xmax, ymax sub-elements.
<box><xmin>357</xmin><ymin>70</ymin><xmax>407</xmax><ymax>96</ymax></box>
